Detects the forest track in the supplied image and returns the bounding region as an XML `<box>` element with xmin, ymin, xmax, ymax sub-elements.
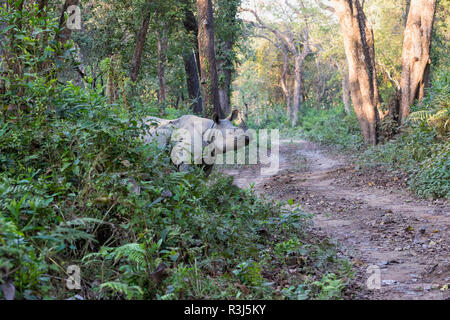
<box><xmin>222</xmin><ymin>139</ymin><xmax>450</xmax><ymax>300</ymax></box>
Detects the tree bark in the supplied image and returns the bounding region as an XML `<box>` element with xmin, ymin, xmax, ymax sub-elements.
<box><xmin>399</xmin><ymin>0</ymin><xmax>437</xmax><ymax>124</ymax></box>
<box><xmin>129</xmin><ymin>0</ymin><xmax>152</xmax><ymax>83</ymax></box>
<box><xmin>291</xmin><ymin>55</ymin><xmax>304</xmax><ymax>127</ymax></box>
<box><xmin>280</xmin><ymin>44</ymin><xmax>292</xmax><ymax>120</ymax></box>
<box><xmin>216</xmin><ymin>0</ymin><xmax>239</xmax><ymax>117</ymax></box>
<box><xmin>183</xmin><ymin>51</ymin><xmax>203</xmax><ymax>114</ymax></box>
<box><xmin>332</xmin><ymin>0</ymin><xmax>381</xmax><ymax>145</ymax></box>
<box><xmin>217</xmin><ymin>39</ymin><xmax>233</xmax><ymax>116</ymax></box>
<box><xmin>197</xmin><ymin>0</ymin><xmax>223</xmax><ymax>118</ymax></box>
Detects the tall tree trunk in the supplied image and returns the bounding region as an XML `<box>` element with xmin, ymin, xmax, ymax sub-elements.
<box><xmin>156</xmin><ymin>25</ymin><xmax>168</xmax><ymax>104</ymax></box>
<box><xmin>399</xmin><ymin>0</ymin><xmax>437</xmax><ymax>124</ymax></box>
<box><xmin>183</xmin><ymin>51</ymin><xmax>203</xmax><ymax>114</ymax></box>
<box><xmin>280</xmin><ymin>45</ymin><xmax>292</xmax><ymax>120</ymax></box>
<box><xmin>129</xmin><ymin>0</ymin><xmax>152</xmax><ymax>82</ymax></box>
<box><xmin>216</xmin><ymin>0</ymin><xmax>239</xmax><ymax>117</ymax></box>
<box><xmin>291</xmin><ymin>55</ymin><xmax>304</xmax><ymax>127</ymax></box>
<box><xmin>291</xmin><ymin>44</ymin><xmax>312</xmax><ymax>127</ymax></box>
<box><xmin>218</xmin><ymin>39</ymin><xmax>233</xmax><ymax>116</ymax></box>
<box><xmin>182</xmin><ymin>0</ymin><xmax>203</xmax><ymax>114</ymax></box>
<box><xmin>197</xmin><ymin>0</ymin><xmax>223</xmax><ymax>118</ymax></box>
<box><xmin>332</xmin><ymin>0</ymin><xmax>381</xmax><ymax>145</ymax></box>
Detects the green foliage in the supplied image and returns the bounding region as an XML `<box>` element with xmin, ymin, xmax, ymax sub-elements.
<box><xmin>0</xmin><ymin>1</ymin><xmax>74</xmax><ymax>109</ymax></box>
<box><xmin>232</xmin><ymin>260</ymin><xmax>264</xmax><ymax>287</ymax></box>
<box><xmin>409</xmin><ymin>143</ymin><xmax>449</xmax><ymax>198</ymax></box>
<box><xmin>295</xmin><ymin>105</ymin><xmax>363</xmax><ymax>150</ymax></box>
<box><xmin>0</xmin><ymin>79</ymin><xmax>351</xmax><ymax>299</ymax></box>
<box><xmin>311</xmin><ymin>273</ymin><xmax>345</xmax><ymax>300</ymax></box>
<box><xmin>361</xmin><ymin>68</ymin><xmax>449</xmax><ymax>199</ymax></box>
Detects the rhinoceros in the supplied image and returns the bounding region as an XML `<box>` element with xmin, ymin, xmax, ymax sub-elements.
<box><xmin>141</xmin><ymin>110</ymin><xmax>252</xmax><ymax>175</ymax></box>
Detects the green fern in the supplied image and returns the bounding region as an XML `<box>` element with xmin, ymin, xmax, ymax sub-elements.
<box><xmin>100</xmin><ymin>281</ymin><xmax>143</xmax><ymax>300</ymax></box>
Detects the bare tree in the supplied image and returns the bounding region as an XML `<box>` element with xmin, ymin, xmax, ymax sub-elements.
<box><xmin>216</xmin><ymin>0</ymin><xmax>240</xmax><ymax>116</ymax></box>
<box><xmin>399</xmin><ymin>0</ymin><xmax>437</xmax><ymax>124</ymax></box>
<box><xmin>331</xmin><ymin>0</ymin><xmax>381</xmax><ymax>145</ymax></box>
<box><xmin>197</xmin><ymin>0</ymin><xmax>223</xmax><ymax>118</ymax></box>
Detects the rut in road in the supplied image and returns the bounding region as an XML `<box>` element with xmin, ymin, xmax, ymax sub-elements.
<box><xmin>222</xmin><ymin>139</ymin><xmax>450</xmax><ymax>300</ymax></box>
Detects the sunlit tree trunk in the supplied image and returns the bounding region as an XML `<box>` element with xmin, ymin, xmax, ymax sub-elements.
<box><xmin>184</xmin><ymin>51</ymin><xmax>203</xmax><ymax>114</ymax></box>
<box><xmin>399</xmin><ymin>0</ymin><xmax>437</xmax><ymax>124</ymax></box>
<box><xmin>332</xmin><ymin>0</ymin><xmax>381</xmax><ymax>145</ymax></box>
<box><xmin>291</xmin><ymin>55</ymin><xmax>304</xmax><ymax>127</ymax></box>
<box><xmin>280</xmin><ymin>45</ymin><xmax>292</xmax><ymax>120</ymax></box>
<box><xmin>197</xmin><ymin>0</ymin><xmax>223</xmax><ymax>118</ymax></box>
<box><xmin>332</xmin><ymin>58</ymin><xmax>351</xmax><ymax>115</ymax></box>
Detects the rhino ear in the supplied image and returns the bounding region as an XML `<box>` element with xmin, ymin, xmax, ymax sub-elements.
<box><xmin>212</xmin><ymin>113</ymin><xmax>220</xmax><ymax>124</ymax></box>
<box><xmin>229</xmin><ymin>109</ymin><xmax>239</xmax><ymax>121</ymax></box>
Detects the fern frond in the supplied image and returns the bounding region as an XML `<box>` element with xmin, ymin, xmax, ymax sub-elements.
<box><xmin>100</xmin><ymin>281</ymin><xmax>143</xmax><ymax>300</ymax></box>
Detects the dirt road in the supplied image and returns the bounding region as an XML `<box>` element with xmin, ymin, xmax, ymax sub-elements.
<box><xmin>223</xmin><ymin>139</ymin><xmax>450</xmax><ymax>300</ymax></box>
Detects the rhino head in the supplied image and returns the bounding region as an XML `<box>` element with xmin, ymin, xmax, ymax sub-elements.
<box><xmin>205</xmin><ymin>109</ymin><xmax>253</xmax><ymax>155</ymax></box>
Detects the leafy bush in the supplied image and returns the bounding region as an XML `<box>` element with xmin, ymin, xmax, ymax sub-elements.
<box><xmin>361</xmin><ymin>67</ymin><xmax>449</xmax><ymax>199</ymax></box>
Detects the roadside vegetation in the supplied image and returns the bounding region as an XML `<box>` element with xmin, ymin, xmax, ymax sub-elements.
<box><xmin>1</xmin><ymin>0</ymin><xmax>448</xmax><ymax>302</ymax></box>
<box><xmin>0</xmin><ymin>1</ymin><xmax>351</xmax><ymax>300</ymax></box>
<box><xmin>0</xmin><ymin>82</ymin><xmax>352</xmax><ymax>299</ymax></box>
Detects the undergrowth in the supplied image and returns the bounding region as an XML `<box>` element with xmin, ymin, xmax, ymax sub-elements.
<box><xmin>0</xmin><ymin>83</ymin><xmax>352</xmax><ymax>300</ymax></box>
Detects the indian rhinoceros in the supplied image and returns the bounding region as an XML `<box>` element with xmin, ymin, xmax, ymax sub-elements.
<box><xmin>141</xmin><ymin>110</ymin><xmax>252</xmax><ymax>175</ymax></box>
